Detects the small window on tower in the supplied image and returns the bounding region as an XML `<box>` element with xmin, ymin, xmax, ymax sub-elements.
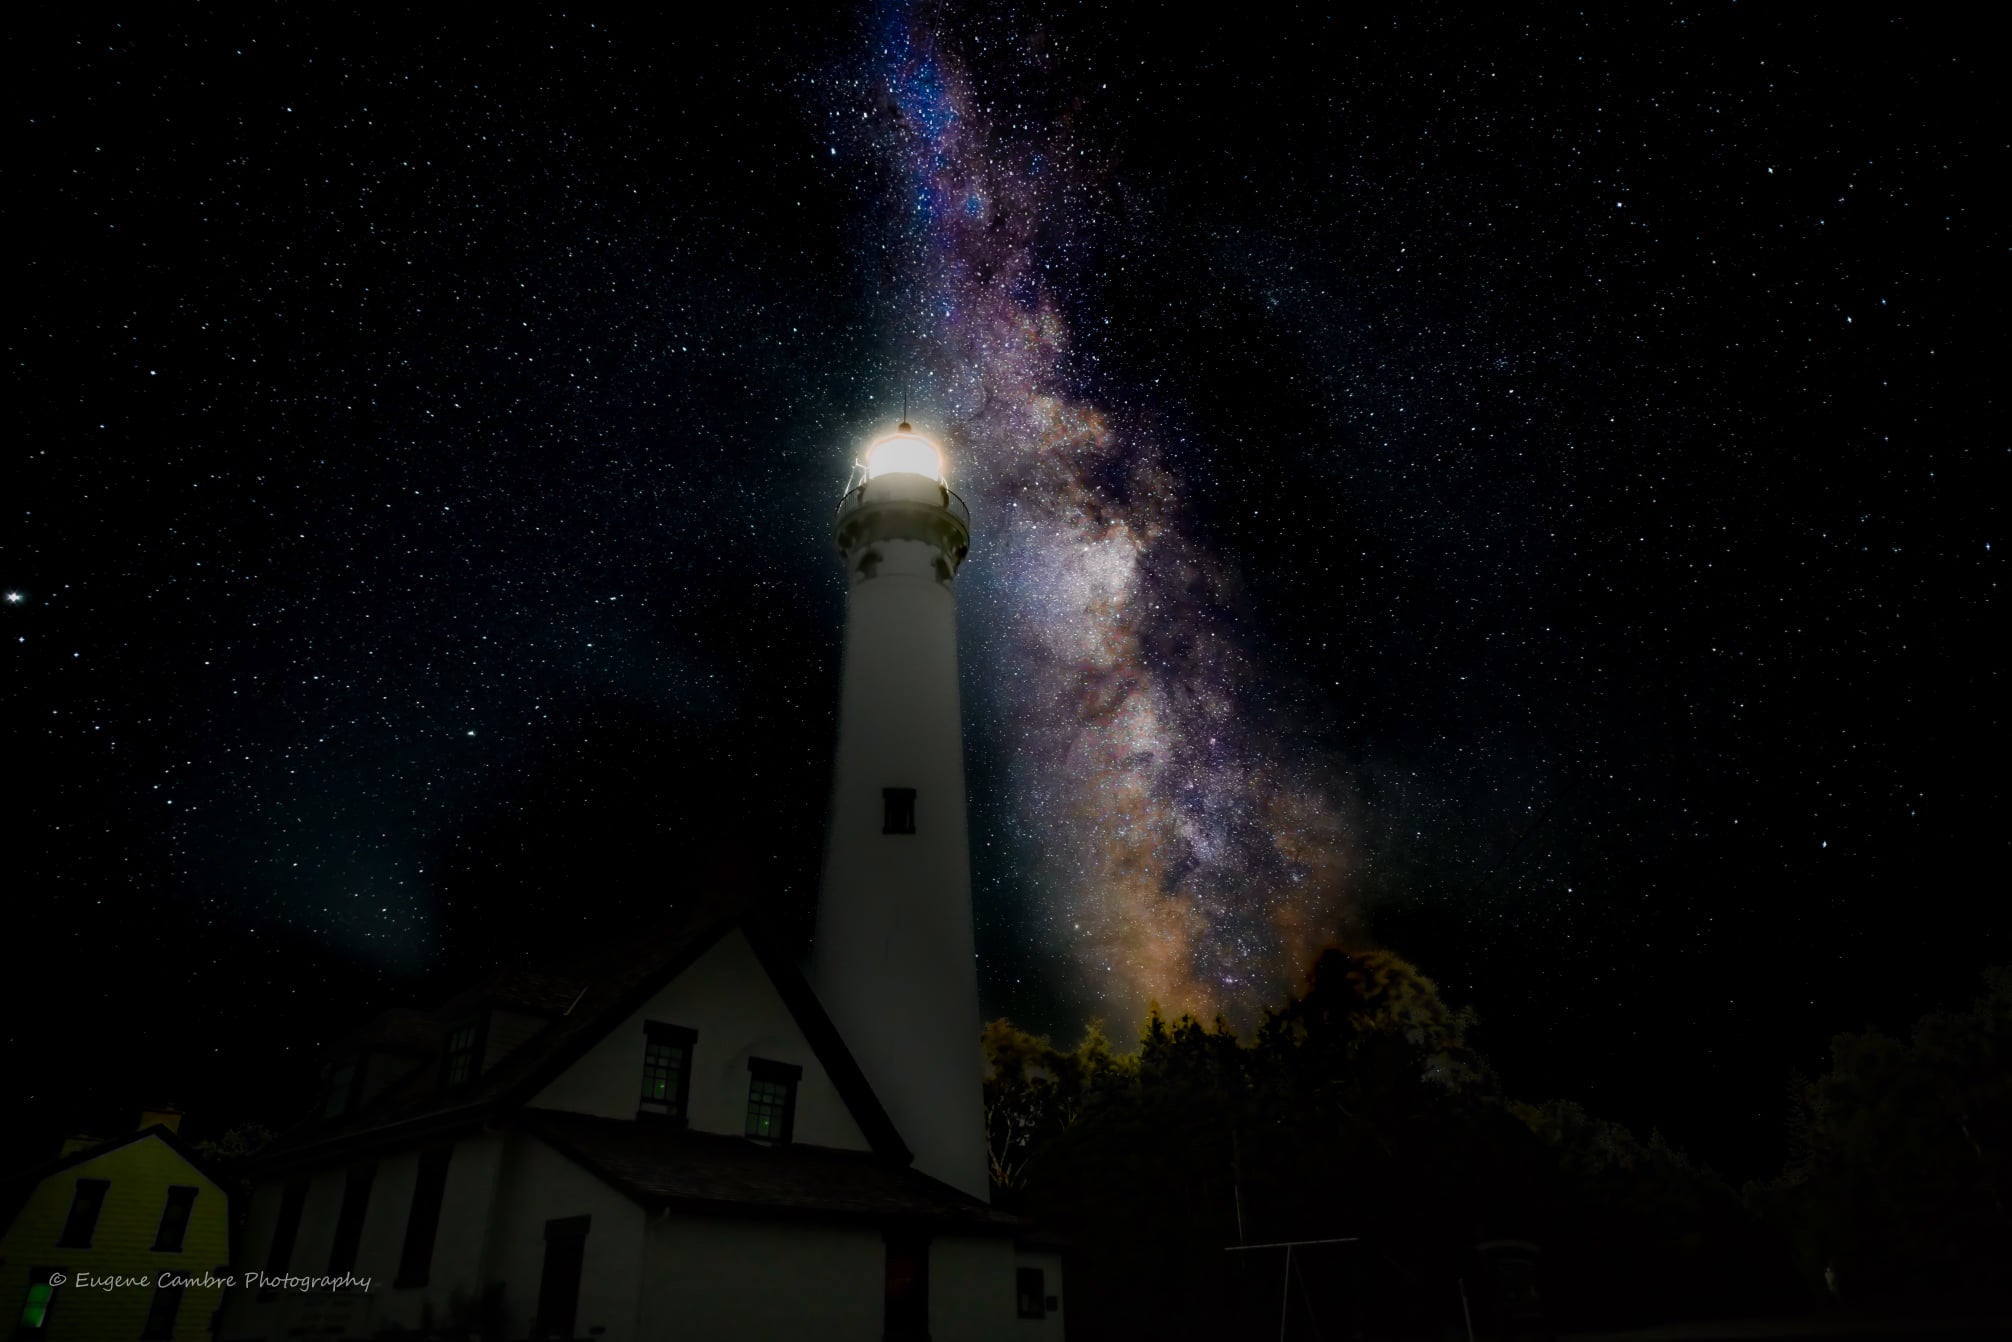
<box><xmin>883</xmin><ymin>787</ymin><xmax>916</xmax><ymax>835</ymax></box>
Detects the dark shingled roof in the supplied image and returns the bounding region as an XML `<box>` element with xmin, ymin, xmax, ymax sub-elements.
<box><xmin>331</xmin><ymin>1007</ymin><xmax>447</xmax><ymax>1058</ymax></box>
<box><xmin>515</xmin><ymin>1109</ymin><xmax>1025</xmax><ymax>1234</ymax></box>
<box><xmin>256</xmin><ymin>909</ymin><xmax>910</xmax><ymax>1173</ymax></box>
<box><xmin>439</xmin><ymin>969</ymin><xmax>588</xmax><ymax>1017</ymax></box>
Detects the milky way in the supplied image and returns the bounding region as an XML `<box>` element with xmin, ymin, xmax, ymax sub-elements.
<box><xmin>841</xmin><ymin>4</ymin><xmax>1360</xmax><ymax>1022</ymax></box>
<box><xmin>11</xmin><ymin>4</ymin><xmax>1997</xmax><ymax>1172</ymax></box>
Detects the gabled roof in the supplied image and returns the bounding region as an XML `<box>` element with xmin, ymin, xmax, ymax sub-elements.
<box><xmin>0</xmin><ymin>1125</ymin><xmax>226</xmax><ymax>1238</ymax></box>
<box><xmin>256</xmin><ymin>911</ymin><xmax>911</xmax><ymax>1171</ymax></box>
<box><xmin>515</xmin><ymin>1109</ymin><xmax>1023</xmax><ymax>1234</ymax></box>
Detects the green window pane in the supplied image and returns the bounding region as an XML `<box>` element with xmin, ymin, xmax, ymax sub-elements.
<box><xmin>23</xmin><ymin>1283</ymin><xmax>52</xmax><ymax>1328</ymax></box>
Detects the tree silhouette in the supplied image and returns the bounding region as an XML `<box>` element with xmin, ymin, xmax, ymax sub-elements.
<box><xmin>1753</xmin><ymin>966</ymin><xmax>2011</xmax><ymax>1309</ymax></box>
<box><xmin>984</xmin><ymin>944</ymin><xmax>1807</xmax><ymax>1339</ymax></box>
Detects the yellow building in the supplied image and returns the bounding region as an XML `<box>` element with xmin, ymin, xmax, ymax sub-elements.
<box><xmin>0</xmin><ymin>1110</ymin><xmax>231</xmax><ymax>1340</ymax></box>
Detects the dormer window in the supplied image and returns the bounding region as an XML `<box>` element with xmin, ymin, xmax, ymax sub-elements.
<box><xmin>639</xmin><ymin>1022</ymin><xmax>697</xmax><ymax>1124</ymax></box>
<box><xmin>745</xmin><ymin>1059</ymin><xmax>801</xmax><ymax>1143</ymax></box>
<box><xmin>323</xmin><ymin>1057</ymin><xmax>359</xmax><ymax>1119</ymax></box>
<box><xmin>443</xmin><ymin>1021</ymin><xmax>480</xmax><ymax>1087</ymax></box>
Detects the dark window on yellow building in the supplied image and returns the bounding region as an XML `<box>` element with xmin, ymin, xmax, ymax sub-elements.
<box><xmin>1017</xmin><ymin>1266</ymin><xmax>1046</xmax><ymax>1318</ymax></box>
<box><xmin>883</xmin><ymin>786</ymin><xmax>917</xmax><ymax>834</ymax></box>
<box><xmin>443</xmin><ymin>1021</ymin><xmax>480</xmax><ymax>1087</ymax></box>
<box><xmin>56</xmin><ymin>1177</ymin><xmax>108</xmax><ymax>1248</ymax></box>
<box><xmin>639</xmin><ymin>1022</ymin><xmax>696</xmax><ymax>1123</ymax></box>
<box><xmin>139</xmin><ymin>1282</ymin><xmax>183</xmax><ymax>1340</ymax></box>
<box><xmin>328</xmin><ymin>1163</ymin><xmax>376</xmax><ymax>1276</ymax></box>
<box><xmin>396</xmin><ymin>1147</ymin><xmax>453</xmax><ymax>1288</ymax></box>
<box><xmin>153</xmin><ymin>1184</ymin><xmax>199</xmax><ymax>1252</ymax></box>
<box><xmin>745</xmin><ymin>1058</ymin><xmax>801</xmax><ymax>1142</ymax></box>
<box><xmin>535</xmin><ymin>1215</ymin><xmax>590</xmax><ymax>1340</ymax></box>
<box><xmin>18</xmin><ymin>1268</ymin><xmax>61</xmax><ymax>1334</ymax></box>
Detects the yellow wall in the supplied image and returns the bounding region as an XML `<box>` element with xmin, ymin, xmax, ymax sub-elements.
<box><xmin>0</xmin><ymin>1133</ymin><xmax>230</xmax><ymax>1341</ymax></box>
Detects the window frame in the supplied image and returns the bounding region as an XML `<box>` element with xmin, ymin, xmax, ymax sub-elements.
<box><xmin>535</xmin><ymin>1215</ymin><xmax>591</xmax><ymax>1340</ymax></box>
<box><xmin>884</xmin><ymin>1230</ymin><xmax>931</xmax><ymax>1341</ymax></box>
<box><xmin>441</xmin><ymin>1015</ymin><xmax>486</xmax><ymax>1089</ymax></box>
<box><xmin>55</xmin><ymin>1177</ymin><xmax>109</xmax><ymax>1249</ymax></box>
<box><xmin>152</xmin><ymin>1184</ymin><xmax>199</xmax><ymax>1253</ymax></box>
<box><xmin>638</xmin><ymin>1021</ymin><xmax>697</xmax><ymax>1125</ymax></box>
<box><xmin>395</xmin><ymin>1146</ymin><xmax>454</xmax><ymax>1289</ymax></box>
<box><xmin>744</xmin><ymin>1058</ymin><xmax>802</xmax><ymax>1144</ymax></box>
<box><xmin>260</xmin><ymin>1174</ymin><xmax>311</xmax><ymax>1300</ymax></box>
<box><xmin>323</xmin><ymin>1054</ymin><xmax>362</xmax><ymax>1119</ymax></box>
<box><xmin>1016</xmin><ymin>1265</ymin><xmax>1047</xmax><ymax>1319</ymax></box>
<box><xmin>18</xmin><ymin>1267</ymin><xmax>62</xmax><ymax>1335</ymax></box>
<box><xmin>326</xmin><ymin>1162</ymin><xmax>377</xmax><ymax>1278</ymax></box>
<box><xmin>139</xmin><ymin>1281</ymin><xmax>183</xmax><ymax>1340</ymax></box>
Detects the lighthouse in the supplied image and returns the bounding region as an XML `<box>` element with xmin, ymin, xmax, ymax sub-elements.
<box><xmin>811</xmin><ymin>420</ymin><xmax>991</xmax><ymax>1202</ymax></box>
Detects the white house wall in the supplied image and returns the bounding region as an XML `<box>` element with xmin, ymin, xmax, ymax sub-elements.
<box><xmin>484</xmin><ymin>1129</ymin><xmax>646</xmax><ymax>1342</ymax></box>
<box><xmin>431</xmin><ymin>1130</ymin><xmax>507</xmax><ymax>1321</ymax></box>
<box><xmin>221</xmin><ymin>1130</ymin><xmax>511</xmax><ymax>1340</ymax></box>
<box><xmin>930</xmin><ymin>1237</ymin><xmax>1066</xmax><ymax>1342</ymax></box>
<box><xmin>641</xmin><ymin>1213</ymin><xmax>884</xmax><ymax>1342</ymax></box>
<box><xmin>531</xmin><ymin>929</ymin><xmax>872</xmax><ymax>1151</ymax></box>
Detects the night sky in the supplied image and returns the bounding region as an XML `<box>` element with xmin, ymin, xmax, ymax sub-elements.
<box><xmin>7</xmin><ymin>3</ymin><xmax>2001</xmax><ymax>1179</ymax></box>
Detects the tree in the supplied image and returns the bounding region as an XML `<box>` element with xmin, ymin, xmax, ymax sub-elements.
<box><xmin>990</xmin><ymin>944</ymin><xmax>1803</xmax><ymax>1339</ymax></box>
<box><xmin>1754</xmin><ymin>966</ymin><xmax>2011</xmax><ymax>1309</ymax></box>
<box><xmin>981</xmin><ymin>1017</ymin><xmax>1133</xmax><ymax>1194</ymax></box>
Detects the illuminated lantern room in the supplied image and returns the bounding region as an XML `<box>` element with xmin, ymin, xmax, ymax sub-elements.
<box><xmin>863</xmin><ymin>420</ymin><xmax>944</xmax><ymax>483</ymax></box>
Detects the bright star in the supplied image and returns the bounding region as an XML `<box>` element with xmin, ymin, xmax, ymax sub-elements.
<box><xmin>4</xmin><ymin>592</ymin><xmax>22</xmax><ymax>604</ymax></box>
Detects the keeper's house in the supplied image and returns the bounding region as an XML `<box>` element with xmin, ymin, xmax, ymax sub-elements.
<box><xmin>215</xmin><ymin>914</ymin><xmax>1064</xmax><ymax>1341</ymax></box>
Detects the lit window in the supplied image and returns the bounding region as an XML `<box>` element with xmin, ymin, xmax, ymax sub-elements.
<box><xmin>883</xmin><ymin>787</ymin><xmax>916</xmax><ymax>835</ymax></box>
<box><xmin>640</xmin><ymin>1023</ymin><xmax>697</xmax><ymax>1123</ymax></box>
<box><xmin>18</xmin><ymin>1269</ymin><xmax>61</xmax><ymax>1335</ymax></box>
<box><xmin>745</xmin><ymin>1059</ymin><xmax>802</xmax><ymax>1143</ymax></box>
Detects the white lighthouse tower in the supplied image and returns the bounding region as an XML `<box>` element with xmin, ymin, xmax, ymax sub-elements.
<box><xmin>811</xmin><ymin>420</ymin><xmax>991</xmax><ymax>1202</ymax></box>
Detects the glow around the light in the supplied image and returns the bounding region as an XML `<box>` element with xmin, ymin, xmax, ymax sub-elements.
<box><xmin>864</xmin><ymin>430</ymin><xmax>944</xmax><ymax>482</ymax></box>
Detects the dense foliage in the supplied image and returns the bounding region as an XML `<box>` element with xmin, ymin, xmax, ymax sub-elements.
<box><xmin>985</xmin><ymin>950</ymin><xmax>2009</xmax><ymax>1337</ymax></box>
<box><xmin>1753</xmin><ymin>967</ymin><xmax>2011</xmax><ymax>1310</ymax></box>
